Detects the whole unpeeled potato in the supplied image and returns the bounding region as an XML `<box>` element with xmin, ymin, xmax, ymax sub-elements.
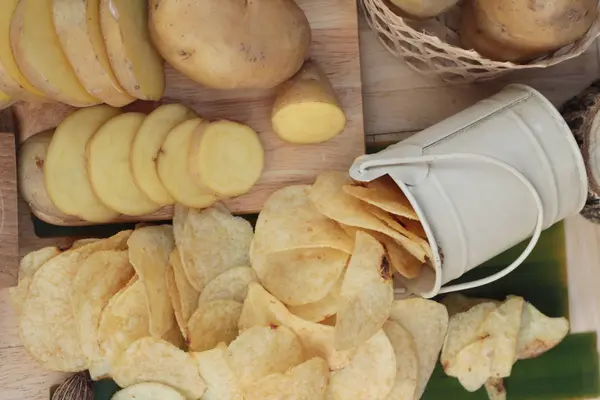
<box><xmin>149</xmin><ymin>0</ymin><xmax>312</xmax><ymax>90</ymax></box>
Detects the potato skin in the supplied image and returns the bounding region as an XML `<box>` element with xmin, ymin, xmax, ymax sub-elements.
<box><xmin>149</xmin><ymin>0</ymin><xmax>311</xmax><ymax>90</ymax></box>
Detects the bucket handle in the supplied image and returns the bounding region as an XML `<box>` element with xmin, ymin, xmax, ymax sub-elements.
<box><xmin>355</xmin><ymin>152</ymin><xmax>545</xmax><ymax>294</ymax></box>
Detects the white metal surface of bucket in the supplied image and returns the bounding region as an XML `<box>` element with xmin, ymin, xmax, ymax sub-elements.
<box><xmin>350</xmin><ymin>84</ymin><xmax>588</xmax><ymax>298</ymax></box>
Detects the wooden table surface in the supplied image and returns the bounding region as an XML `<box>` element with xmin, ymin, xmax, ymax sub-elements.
<box><xmin>2</xmin><ymin>14</ymin><xmax>600</xmax><ymax>400</ymax></box>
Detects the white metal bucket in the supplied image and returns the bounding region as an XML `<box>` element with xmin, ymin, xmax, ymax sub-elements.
<box><xmin>350</xmin><ymin>84</ymin><xmax>588</xmax><ymax>298</ymax></box>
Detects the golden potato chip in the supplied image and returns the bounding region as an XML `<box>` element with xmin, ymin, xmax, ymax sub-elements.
<box><xmin>517</xmin><ymin>301</ymin><xmax>569</xmax><ymax>359</ymax></box>
<box><xmin>111</xmin><ymin>382</ymin><xmax>185</xmax><ymax>400</ymax></box>
<box><xmin>327</xmin><ymin>330</ymin><xmax>396</xmax><ymax>400</ymax></box>
<box><xmin>198</xmin><ymin>266</ymin><xmax>257</xmax><ymax>305</ymax></box>
<box><xmin>252</xmin><ymin>247</ymin><xmax>348</xmax><ymax>306</ymax></box>
<box><xmin>245</xmin><ymin>357</ymin><xmax>329</xmax><ymax>400</ymax></box>
<box><xmin>288</xmin><ymin>275</ymin><xmax>342</xmax><ymax>322</ymax></box>
<box><xmin>253</xmin><ymin>185</ymin><xmax>353</xmax><ymax>255</ymax></box>
<box><xmin>228</xmin><ymin>325</ymin><xmax>304</xmax><ymax>387</ymax></box>
<box><xmin>162</xmin><ymin>323</ymin><xmax>186</xmax><ymax>350</ymax></box>
<box><xmin>168</xmin><ymin>250</ymin><xmax>200</xmax><ymax>338</ymax></box>
<box><xmin>383</xmin><ymin>320</ymin><xmax>418</xmax><ymax>400</ymax></box>
<box><xmin>335</xmin><ymin>231</ymin><xmax>393</xmax><ymax>350</ymax></box>
<box><xmin>173</xmin><ymin>205</ymin><xmax>253</xmax><ymax>291</ymax></box>
<box><xmin>389</xmin><ymin>298</ymin><xmax>449</xmax><ymax>399</ymax></box>
<box><xmin>320</xmin><ymin>315</ymin><xmax>337</xmax><ymax>326</ymax></box>
<box><xmin>451</xmin><ymin>336</ymin><xmax>495</xmax><ymax>391</ymax></box>
<box><xmin>399</xmin><ymin>217</ymin><xmax>427</xmax><ymax>239</ymax></box>
<box><xmin>165</xmin><ymin>261</ymin><xmax>187</xmax><ymax>340</ymax></box>
<box><xmin>188</xmin><ymin>300</ymin><xmax>243</xmax><ymax>352</ymax></box>
<box><xmin>485</xmin><ymin>378</ymin><xmax>507</xmax><ymax>400</ymax></box>
<box><xmin>194</xmin><ymin>343</ymin><xmax>245</xmax><ymax>400</ymax></box>
<box><xmin>308</xmin><ymin>171</ymin><xmax>426</xmax><ymax>262</ymax></box>
<box><xmin>71</xmin><ymin>238</ymin><xmax>100</xmax><ymax>249</ymax></box>
<box><xmin>112</xmin><ymin>337</ymin><xmax>206</xmax><ymax>399</ymax></box>
<box><xmin>442</xmin><ymin>293</ymin><xmax>500</xmax><ymax>317</ymax></box>
<box><xmin>127</xmin><ymin>225</ymin><xmax>176</xmax><ymax>338</ymax></box>
<box><xmin>9</xmin><ymin>246</ymin><xmax>61</xmax><ymax>314</ymax></box>
<box><xmin>19</xmin><ymin>231</ymin><xmax>132</xmax><ymax>372</ymax></box>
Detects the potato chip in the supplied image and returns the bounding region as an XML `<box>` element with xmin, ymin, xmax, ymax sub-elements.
<box><xmin>111</xmin><ymin>382</ymin><xmax>186</xmax><ymax>400</ymax></box>
<box><xmin>442</xmin><ymin>293</ymin><xmax>500</xmax><ymax>317</ymax></box>
<box><xmin>71</xmin><ymin>238</ymin><xmax>100</xmax><ymax>249</ymax></box>
<box><xmin>252</xmin><ymin>247</ymin><xmax>348</xmax><ymax>306</ymax></box>
<box><xmin>517</xmin><ymin>302</ymin><xmax>569</xmax><ymax>359</ymax></box>
<box><xmin>399</xmin><ymin>217</ymin><xmax>427</xmax><ymax>239</ymax></box>
<box><xmin>253</xmin><ymin>185</ymin><xmax>353</xmax><ymax>255</ymax></box>
<box><xmin>19</xmin><ymin>231</ymin><xmax>132</xmax><ymax>372</ymax></box>
<box><xmin>288</xmin><ymin>275</ymin><xmax>342</xmax><ymax>322</ymax></box>
<box><xmin>335</xmin><ymin>231</ymin><xmax>393</xmax><ymax>350</ymax></box>
<box><xmin>162</xmin><ymin>323</ymin><xmax>186</xmax><ymax>350</ymax></box>
<box><xmin>320</xmin><ymin>315</ymin><xmax>337</xmax><ymax>326</ymax></box>
<box><xmin>245</xmin><ymin>357</ymin><xmax>329</xmax><ymax>400</ymax></box>
<box><xmin>112</xmin><ymin>337</ymin><xmax>206</xmax><ymax>399</ymax></box>
<box><xmin>383</xmin><ymin>320</ymin><xmax>418</xmax><ymax>400</ymax></box>
<box><xmin>188</xmin><ymin>300</ymin><xmax>242</xmax><ymax>352</ymax></box>
<box><xmin>451</xmin><ymin>336</ymin><xmax>495</xmax><ymax>391</ymax></box>
<box><xmin>169</xmin><ymin>250</ymin><xmax>200</xmax><ymax>336</ymax></box>
<box><xmin>194</xmin><ymin>343</ymin><xmax>245</xmax><ymax>400</ymax></box>
<box><xmin>165</xmin><ymin>261</ymin><xmax>187</xmax><ymax>340</ymax></box>
<box><xmin>327</xmin><ymin>330</ymin><xmax>396</xmax><ymax>400</ymax></box>
<box><xmin>308</xmin><ymin>171</ymin><xmax>426</xmax><ymax>262</ymax></box>
<box><xmin>227</xmin><ymin>325</ymin><xmax>304</xmax><ymax>387</ymax></box>
<box><xmin>389</xmin><ymin>298</ymin><xmax>449</xmax><ymax>399</ymax></box>
<box><xmin>9</xmin><ymin>246</ymin><xmax>61</xmax><ymax>314</ymax></box>
<box><xmin>485</xmin><ymin>378</ymin><xmax>507</xmax><ymax>400</ymax></box>
<box><xmin>128</xmin><ymin>225</ymin><xmax>176</xmax><ymax>338</ymax></box>
<box><xmin>198</xmin><ymin>266</ymin><xmax>257</xmax><ymax>305</ymax></box>
<box><xmin>173</xmin><ymin>205</ymin><xmax>253</xmax><ymax>291</ymax></box>
<box><xmin>92</xmin><ymin>278</ymin><xmax>149</xmax><ymax>380</ymax></box>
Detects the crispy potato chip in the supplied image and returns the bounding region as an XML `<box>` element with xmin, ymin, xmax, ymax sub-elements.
<box><xmin>320</xmin><ymin>315</ymin><xmax>337</xmax><ymax>326</ymax></box>
<box><xmin>227</xmin><ymin>325</ymin><xmax>304</xmax><ymax>387</ymax></box>
<box><xmin>168</xmin><ymin>250</ymin><xmax>200</xmax><ymax>337</ymax></box>
<box><xmin>9</xmin><ymin>246</ymin><xmax>61</xmax><ymax>314</ymax></box>
<box><xmin>71</xmin><ymin>238</ymin><xmax>100</xmax><ymax>249</ymax></box>
<box><xmin>517</xmin><ymin>302</ymin><xmax>569</xmax><ymax>359</ymax></box>
<box><xmin>288</xmin><ymin>275</ymin><xmax>342</xmax><ymax>322</ymax></box>
<box><xmin>399</xmin><ymin>217</ymin><xmax>427</xmax><ymax>239</ymax></box>
<box><xmin>111</xmin><ymin>382</ymin><xmax>186</xmax><ymax>400</ymax></box>
<box><xmin>389</xmin><ymin>298</ymin><xmax>449</xmax><ymax>399</ymax></box>
<box><xmin>71</xmin><ymin>250</ymin><xmax>134</xmax><ymax>369</ymax></box>
<box><xmin>252</xmin><ymin>247</ymin><xmax>348</xmax><ymax>306</ymax></box>
<box><xmin>253</xmin><ymin>185</ymin><xmax>354</xmax><ymax>254</ymax></box>
<box><xmin>442</xmin><ymin>293</ymin><xmax>500</xmax><ymax>317</ymax></box>
<box><xmin>162</xmin><ymin>323</ymin><xmax>186</xmax><ymax>350</ymax></box>
<box><xmin>188</xmin><ymin>300</ymin><xmax>243</xmax><ymax>352</ymax></box>
<box><xmin>165</xmin><ymin>260</ymin><xmax>187</xmax><ymax>340</ymax></box>
<box><xmin>128</xmin><ymin>225</ymin><xmax>176</xmax><ymax>338</ymax></box>
<box><xmin>92</xmin><ymin>278</ymin><xmax>149</xmax><ymax>380</ymax></box>
<box><xmin>308</xmin><ymin>171</ymin><xmax>426</xmax><ymax>262</ymax></box>
<box><xmin>19</xmin><ymin>231</ymin><xmax>132</xmax><ymax>372</ymax></box>
<box><xmin>194</xmin><ymin>343</ymin><xmax>245</xmax><ymax>400</ymax></box>
<box><xmin>383</xmin><ymin>320</ymin><xmax>418</xmax><ymax>400</ymax></box>
<box><xmin>112</xmin><ymin>337</ymin><xmax>206</xmax><ymax>399</ymax></box>
<box><xmin>245</xmin><ymin>357</ymin><xmax>329</xmax><ymax>400</ymax></box>
<box><xmin>174</xmin><ymin>205</ymin><xmax>253</xmax><ymax>291</ymax></box>
<box><xmin>327</xmin><ymin>330</ymin><xmax>396</xmax><ymax>400</ymax></box>
<box><xmin>198</xmin><ymin>266</ymin><xmax>257</xmax><ymax>305</ymax></box>
<box><xmin>485</xmin><ymin>378</ymin><xmax>507</xmax><ymax>400</ymax></box>
<box><xmin>452</xmin><ymin>336</ymin><xmax>495</xmax><ymax>392</ymax></box>
<box><xmin>335</xmin><ymin>231</ymin><xmax>393</xmax><ymax>350</ymax></box>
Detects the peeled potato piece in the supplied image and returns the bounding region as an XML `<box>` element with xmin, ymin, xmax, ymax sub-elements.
<box><xmin>131</xmin><ymin>104</ymin><xmax>198</xmax><ymax>206</ymax></box>
<box><xmin>10</xmin><ymin>0</ymin><xmax>99</xmax><ymax>106</ymax></box>
<box><xmin>52</xmin><ymin>0</ymin><xmax>134</xmax><ymax>107</ymax></box>
<box><xmin>272</xmin><ymin>62</ymin><xmax>346</xmax><ymax>144</ymax></box>
<box><xmin>87</xmin><ymin>113</ymin><xmax>161</xmax><ymax>216</ymax></box>
<box><xmin>100</xmin><ymin>0</ymin><xmax>164</xmax><ymax>100</ymax></box>
<box><xmin>45</xmin><ymin>106</ymin><xmax>121</xmax><ymax>222</ymax></box>
<box><xmin>190</xmin><ymin>120</ymin><xmax>265</xmax><ymax>198</ymax></box>
<box><xmin>157</xmin><ymin>118</ymin><xmax>218</xmax><ymax>208</ymax></box>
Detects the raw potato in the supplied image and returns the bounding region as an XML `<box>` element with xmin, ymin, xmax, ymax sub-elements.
<box><xmin>388</xmin><ymin>0</ymin><xmax>458</xmax><ymax>19</ymax></box>
<box><xmin>10</xmin><ymin>0</ymin><xmax>99</xmax><ymax>106</ymax></box>
<box><xmin>45</xmin><ymin>106</ymin><xmax>121</xmax><ymax>222</ymax></box>
<box><xmin>87</xmin><ymin>112</ymin><xmax>161</xmax><ymax>216</ymax></box>
<box><xmin>157</xmin><ymin>119</ymin><xmax>218</xmax><ymax>209</ymax></box>
<box><xmin>272</xmin><ymin>61</ymin><xmax>346</xmax><ymax>144</ymax></box>
<box><xmin>52</xmin><ymin>0</ymin><xmax>134</xmax><ymax>107</ymax></box>
<box><xmin>0</xmin><ymin>90</ymin><xmax>13</xmax><ymax>110</ymax></box>
<box><xmin>190</xmin><ymin>120</ymin><xmax>265</xmax><ymax>198</ymax></box>
<box><xmin>100</xmin><ymin>0</ymin><xmax>165</xmax><ymax>100</ymax></box>
<box><xmin>131</xmin><ymin>104</ymin><xmax>198</xmax><ymax>206</ymax></box>
<box><xmin>149</xmin><ymin>0</ymin><xmax>311</xmax><ymax>89</ymax></box>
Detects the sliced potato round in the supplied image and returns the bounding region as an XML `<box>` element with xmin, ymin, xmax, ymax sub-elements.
<box><xmin>190</xmin><ymin>120</ymin><xmax>264</xmax><ymax>198</ymax></box>
<box><xmin>157</xmin><ymin>119</ymin><xmax>219</xmax><ymax>209</ymax></box>
<box><xmin>198</xmin><ymin>266</ymin><xmax>257</xmax><ymax>305</ymax></box>
<box><xmin>194</xmin><ymin>343</ymin><xmax>245</xmax><ymax>400</ymax></box>
<box><xmin>111</xmin><ymin>382</ymin><xmax>185</xmax><ymax>400</ymax></box>
<box><xmin>187</xmin><ymin>299</ymin><xmax>243</xmax><ymax>352</ymax></box>
<box><xmin>45</xmin><ymin>106</ymin><xmax>121</xmax><ymax>222</ymax></box>
<box><xmin>131</xmin><ymin>104</ymin><xmax>198</xmax><ymax>206</ymax></box>
<box><xmin>87</xmin><ymin>112</ymin><xmax>161</xmax><ymax>216</ymax></box>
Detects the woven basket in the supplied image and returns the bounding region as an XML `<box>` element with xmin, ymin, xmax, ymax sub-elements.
<box><xmin>361</xmin><ymin>0</ymin><xmax>600</xmax><ymax>83</ymax></box>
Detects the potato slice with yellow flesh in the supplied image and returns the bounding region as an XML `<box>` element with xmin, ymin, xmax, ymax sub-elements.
<box><xmin>52</xmin><ymin>0</ymin><xmax>134</xmax><ymax>107</ymax></box>
<box><xmin>0</xmin><ymin>90</ymin><xmax>13</xmax><ymax>110</ymax></box>
<box><xmin>132</xmin><ymin>104</ymin><xmax>198</xmax><ymax>206</ymax></box>
<box><xmin>272</xmin><ymin>61</ymin><xmax>346</xmax><ymax>144</ymax></box>
<box><xmin>112</xmin><ymin>382</ymin><xmax>185</xmax><ymax>400</ymax></box>
<box><xmin>87</xmin><ymin>113</ymin><xmax>161</xmax><ymax>216</ymax></box>
<box><xmin>100</xmin><ymin>0</ymin><xmax>164</xmax><ymax>100</ymax></box>
<box><xmin>157</xmin><ymin>119</ymin><xmax>218</xmax><ymax>209</ymax></box>
<box><xmin>10</xmin><ymin>0</ymin><xmax>99</xmax><ymax>106</ymax></box>
<box><xmin>45</xmin><ymin>106</ymin><xmax>121</xmax><ymax>222</ymax></box>
<box><xmin>194</xmin><ymin>344</ymin><xmax>245</xmax><ymax>400</ymax></box>
<box><xmin>190</xmin><ymin>120</ymin><xmax>265</xmax><ymax>198</ymax></box>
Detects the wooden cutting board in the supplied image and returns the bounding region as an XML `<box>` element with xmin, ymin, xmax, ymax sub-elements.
<box><xmin>13</xmin><ymin>0</ymin><xmax>365</xmax><ymax>226</ymax></box>
<box><xmin>0</xmin><ymin>132</ymin><xmax>18</xmax><ymax>288</ymax></box>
